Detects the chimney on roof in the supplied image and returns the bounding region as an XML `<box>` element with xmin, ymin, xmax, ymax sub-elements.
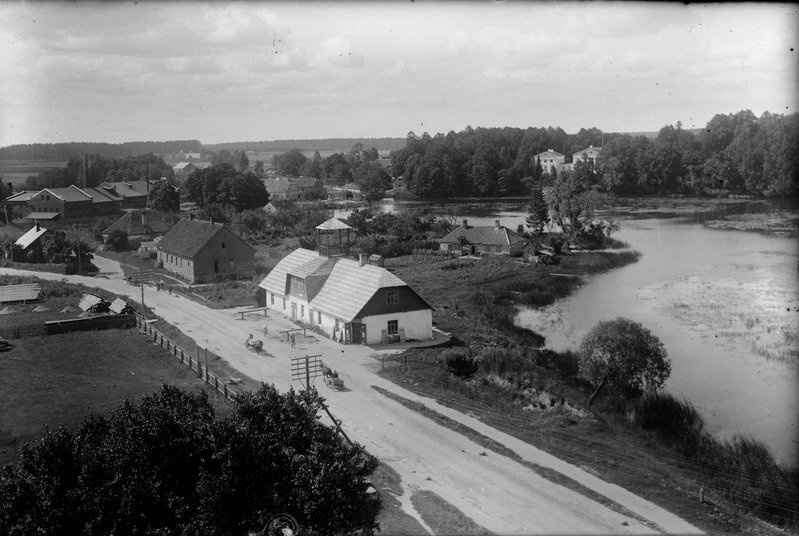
<box><xmin>495</xmin><ymin>220</ymin><xmax>501</xmax><ymax>229</ymax></box>
<box><xmin>359</xmin><ymin>253</ymin><xmax>365</xmax><ymax>267</ymax></box>
<box><xmin>462</xmin><ymin>219</ymin><xmax>468</xmax><ymax>228</ymax></box>
<box><xmin>36</xmin><ymin>222</ymin><xmax>40</xmax><ymax>232</ymax></box>
<box><xmin>209</xmin><ymin>216</ymin><xmax>214</xmax><ymax>225</ymax></box>
<box><xmin>79</xmin><ymin>154</ymin><xmax>88</xmax><ymax>188</ymax></box>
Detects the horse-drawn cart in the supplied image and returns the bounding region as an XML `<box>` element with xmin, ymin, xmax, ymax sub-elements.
<box><xmin>322</xmin><ymin>364</ymin><xmax>344</xmax><ymax>390</ymax></box>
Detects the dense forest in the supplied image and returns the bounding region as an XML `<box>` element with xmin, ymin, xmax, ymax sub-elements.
<box><xmin>390</xmin><ymin>111</ymin><xmax>798</xmax><ymax>198</ymax></box>
<box><xmin>0</xmin><ymin>140</ymin><xmax>202</xmax><ymax>161</ymax></box>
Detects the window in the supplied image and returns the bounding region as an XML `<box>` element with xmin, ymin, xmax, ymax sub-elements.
<box><xmin>387</xmin><ymin>320</ymin><xmax>398</xmax><ymax>335</ymax></box>
<box><xmin>270</xmin><ymin>293</ymin><xmax>275</xmax><ymax>305</ymax></box>
<box><xmin>318</xmin><ymin>311</ymin><xmax>322</xmax><ymax>324</ymax></box>
<box><xmin>386</xmin><ymin>290</ymin><xmax>399</xmax><ymax>305</ymax></box>
<box><xmin>300</xmin><ymin>305</ymin><xmax>304</xmax><ymax>318</ymax></box>
<box><xmin>282</xmin><ymin>298</ymin><xmax>286</xmax><ymax>310</ymax></box>
<box><xmin>221</xmin><ymin>242</ymin><xmax>225</xmax><ymax>249</ymax></box>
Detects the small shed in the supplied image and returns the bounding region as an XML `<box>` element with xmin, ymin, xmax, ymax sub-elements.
<box><xmin>78</xmin><ymin>293</ymin><xmax>110</xmax><ymax>313</ymax></box>
<box><xmin>12</xmin><ymin>224</ymin><xmax>49</xmax><ymax>262</ymax></box>
<box><xmin>109</xmin><ymin>298</ymin><xmax>135</xmax><ymax>315</ymax></box>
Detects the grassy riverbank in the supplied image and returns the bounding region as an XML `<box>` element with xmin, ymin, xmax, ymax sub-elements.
<box><xmin>382</xmin><ymin>251</ymin><xmax>798</xmax><ymax>533</ymax></box>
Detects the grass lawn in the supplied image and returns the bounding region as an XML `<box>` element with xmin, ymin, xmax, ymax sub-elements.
<box><xmin>0</xmin><ymin>329</ymin><xmax>239</xmax><ymax>468</ymax></box>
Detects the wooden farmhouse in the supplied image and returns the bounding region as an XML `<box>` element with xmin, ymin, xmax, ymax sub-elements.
<box><xmin>440</xmin><ymin>219</ymin><xmax>533</xmax><ymax>257</ymax></box>
<box><xmin>156</xmin><ymin>218</ymin><xmax>255</xmax><ymax>283</ymax></box>
<box><xmin>259</xmin><ymin>218</ymin><xmax>433</xmax><ymax>345</ymax></box>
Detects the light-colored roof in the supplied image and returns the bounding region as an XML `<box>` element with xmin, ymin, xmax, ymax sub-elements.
<box><xmin>440</xmin><ymin>224</ymin><xmax>528</xmax><ymax>247</ymax></box>
<box><xmin>5</xmin><ymin>191</ymin><xmax>38</xmax><ymax>203</ymax></box>
<box><xmin>78</xmin><ymin>293</ymin><xmax>106</xmax><ymax>312</ymax></box>
<box><xmin>14</xmin><ymin>225</ymin><xmax>48</xmax><ymax>249</ymax></box>
<box><xmin>0</xmin><ymin>284</ymin><xmax>41</xmax><ymax>304</ymax></box>
<box><xmin>309</xmin><ymin>258</ymin><xmax>410</xmax><ymax>322</ymax></box>
<box><xmin>316</xmin><ymin>217</ymin><xmax>351</xmax><ymax>231</ymax></box>
<box><xmin>534</xmin><ymin>150</ymin><xmax>565</xmax><ymax>158</ymax></box>
<box><xmin>26</xmin><ymin>212</ymin><xmax>61</xmax><ymax>220</ymax></box>
<box><xmin>262</xmin><ymin>178</ymin><xmax>295</xmax><ymax>194</ymax></box>
<box><xmin>573</xmin><ymin>146</ymin><xmax>602</xmax><ymax>157</ymax></box>
<box><xmin>173</xmin><ymin>162</ymin><xmax>196</xmax><ymax>170</ymax></box>
<box><xmin>259</xmin><ymin>248</ymin><xmax>321</xmax><ymax>296</ymax></box>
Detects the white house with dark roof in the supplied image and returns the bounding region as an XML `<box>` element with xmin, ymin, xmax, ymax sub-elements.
<box><xmin>259</xmin><ymin>218</ymin><xmax>432</xmax><ymax>344</ymax></box>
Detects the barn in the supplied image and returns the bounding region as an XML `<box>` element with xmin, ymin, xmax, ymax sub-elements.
<box><xmin>156</xmin><ymin>218</ymin><xmax>255</xmax><ymax>283</ymax></box>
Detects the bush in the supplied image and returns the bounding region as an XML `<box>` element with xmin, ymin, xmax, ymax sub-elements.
<box><xmin>633</xmin><ymin>392</ymin><xmax>704</xmax><ymax>435</ymax></box>
<box><xmin>441</xmin><ymin>348</ymin><xmax>479</xmax><ymax>379</ymax></box>
<box><xmin>104</xmin><ymin>230</ymin><xmax>129</xmax><ymax>252</ymax></box>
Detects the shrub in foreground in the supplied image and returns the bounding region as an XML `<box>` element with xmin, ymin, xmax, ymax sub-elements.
<box><xmin>0</xmin><ymin>384</ymin><xmax>380</xmax><ymax>536</ymax></box>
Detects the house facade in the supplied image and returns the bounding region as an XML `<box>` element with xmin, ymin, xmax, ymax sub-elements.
<box><xmin>263</xmin><ymin>177</ymin><xmax>325</xmax><ymax>201</ymax></box>
<box><xmin>534</xmin><ymin>149</ymin><xmax>566</xmax><ymax>173</ymax></box>
<box><xmin>12</xmin><ymin>224</ymin><xmax>49</xmax><ymax>262</ymax></box>
<box><xmin>440</xmin><ymin>219</ymin><xmax>533</xmax><ymax>257</ymax></box>
<box><xmin>156</xmin><ymin>218</ymin><xmax>255</xmax><ymax>283</ymax></box>
<box><xmin>259</xmin><ymin>219</ymin><xmax>433</xmax><ymax>345</ymax></box>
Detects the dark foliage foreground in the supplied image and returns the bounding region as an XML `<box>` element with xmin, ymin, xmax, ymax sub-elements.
<box><xmin>0</xmin><ymin>384</ymin><xmax>380</xmax><ymax>536</ymax></box>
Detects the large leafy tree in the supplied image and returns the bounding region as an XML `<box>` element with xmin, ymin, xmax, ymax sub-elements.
<box><xmin>147</xmin><ymin>181</ymin><xmax>180</xmax><ymax>212</ymax></box>
<box><xmin>184</xmin><ymin>164</ymin><xmax>268</xmax><ymax>211</ymax></box>
<box><xmin>272</xmin><ymin>149</ymin><xmax>307</xmax><ymax>177</ymax></box>
<box><xmin>579</xmin><ymin>317</ymin><xmax>671</xmax><ymax>405</ymax></box>
<box><xmin>0</xmin><ymin>385</ymin><xmax>380</xmax><ymax>536</ymax></box>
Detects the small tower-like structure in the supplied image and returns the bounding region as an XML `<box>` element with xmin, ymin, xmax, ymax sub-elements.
<box><xmin>315</xmin><ymin>217</ymin><xmax>352</xmax><ymax>257</ymax></box>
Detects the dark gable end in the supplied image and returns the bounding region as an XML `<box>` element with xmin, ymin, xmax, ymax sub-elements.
<box><xmin>355</xmin><ymin>286</ymin><xmax>432</xmax><ymax>319</ymax></box>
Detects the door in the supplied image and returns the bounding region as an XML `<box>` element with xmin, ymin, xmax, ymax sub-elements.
<box><xmin>291</xmin><ymin>302</ymin><xmax>297</xmax><ymax>320</ymax></box>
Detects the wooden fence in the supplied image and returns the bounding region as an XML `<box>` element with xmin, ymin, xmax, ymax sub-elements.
<box><xmin>0</xmin><ymin>314</ymin><xmax>137</xmax><ymax>339</ymax></box>
<box><xmin>135</xmin><ymin>317</ymin><xmax>238</xmax><ymax>402</ymax></box>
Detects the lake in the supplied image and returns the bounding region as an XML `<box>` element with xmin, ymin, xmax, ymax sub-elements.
<box><xmin>356</xmin><ymin>197</ymin><xmax>799</xmax><ymax>467</ymax></box>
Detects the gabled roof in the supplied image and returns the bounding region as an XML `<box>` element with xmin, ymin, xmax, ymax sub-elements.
<box><xmin>309</xmin><ymin>257</ymin><xmax>423</xmax><ymax>322</ymax></box>
<box><xmin>34</xmin><ymin>185</ymin><xmax>92</xmax><ymax>202</ymax></box>
<box><xmin>262</xmin><ymin>178</ymin><xmax>295</xmax><ymax>194</ymax></box>
<box><xmin>156</xmin><ymin>218</ymin><xmax>238</xmax><ymax>258</ymax></box>
<box><xmin>316</xmin><ymin>217</ymin><xmax>351</xmax><ymax>231</ymax></box>
<box><xmin>572</xmin><ymin>146</ymin><xmax>602</xmax><ymax>158</ymax></box>
<box><xmin>98</xmin><ymin>182</ymin><xmax>147</xmax><ymax>199</ymax></box>
<box><xmin>5</xmin><ymin>191</ymin><xmax>38</xmax><ymax>203</ymax></box>
<box><xmin>84</xmin><ymin>187</ymin><xmax>122</xmax><ymax>203</ymax></box>
<box><xmin>441</xmin><ymin>224</ymin><xmax>528</xmax><ymax>247</ymax></box>
<box><xmin>259</xmin><ymin>248</ymin><xmax>322</xmax><ymax>296</ymax></box>
<box><xmin>102</xmin><ymin>210</ymin><xmax>173</xmax><ymax>237</ymax></box>
<box><xmin>534</xmin><ymin>149</ymin><xmax>565</xmax><ymax>158</ymax></box>
<box><xmin>14</xmin><ymin>225</ymin><xmax>49</xmax><ymax>249</ymax></box>
<box><xmin>173</xmin><ymin>162</ymin><xmax>196</xmax><ymax>170</ymax></box>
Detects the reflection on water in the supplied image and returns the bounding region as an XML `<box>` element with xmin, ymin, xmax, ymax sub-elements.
<box><xmin>516</xmin><ymin>219</ymin><xmax>799</xmax><ymax>467</ymax></box>
<box><xmin>340</xmin><ymin>197</ymin><xmax>799</xmax><ymax>466</ymax></box>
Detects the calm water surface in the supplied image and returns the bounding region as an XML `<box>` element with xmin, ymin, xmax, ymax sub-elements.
<box><xmin>346</xmin><ymin>199</ymin><xmax>799</xmax><ymax>466</ymax></box>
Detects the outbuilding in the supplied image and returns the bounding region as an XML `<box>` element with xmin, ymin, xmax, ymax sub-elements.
<box><xmin>439</xmin><ymin>219</ymin><xmax>533</xmax><ymax>257</ymax></box>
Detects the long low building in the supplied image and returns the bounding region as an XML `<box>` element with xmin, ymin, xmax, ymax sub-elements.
<box><xmin>259</xmin><ymin>247</ymin><xmax>433</xmax><ymax>345</ymax></box>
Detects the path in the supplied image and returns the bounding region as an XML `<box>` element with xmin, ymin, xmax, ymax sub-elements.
<box><xmin>1</xmin><ymin>261</ymin><xmax>702</xmax><ymax>534</ymax></box>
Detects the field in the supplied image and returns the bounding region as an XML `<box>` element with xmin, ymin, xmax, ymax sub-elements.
<box><xmin>0</xmin><ymin>329</ymin><xmax>240</xmax><ymax>468</ymax></box>
<box><xmin>0</xmin><ymin>160</ymin><xmax>67</xmax><ymax>188</ymax></box>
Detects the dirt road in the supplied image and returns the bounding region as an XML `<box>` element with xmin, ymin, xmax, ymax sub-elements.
<box><xmin>3</xmin><ymin>258</ymin><xmax>702</xmax><ymax>534</ymax></box>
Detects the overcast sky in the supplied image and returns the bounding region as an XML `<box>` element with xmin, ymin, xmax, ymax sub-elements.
<box><xmin>0</xmin><ymin>2</ymin><xmax>796</xmax><ymax>146</ymax></box>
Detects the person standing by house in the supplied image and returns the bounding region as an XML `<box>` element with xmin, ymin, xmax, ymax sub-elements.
<box><xmin>262</xmin><ymin>323</ymin><xmax>268</xmax><ymax>336</ymax></box>
<box><xmin>290</xmin><ymin>334</ymin><xmax>295</xmax><ymax>348</ymax></box>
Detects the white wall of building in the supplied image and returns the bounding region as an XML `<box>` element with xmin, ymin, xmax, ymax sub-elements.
<box><xmin>360</xmin><ymin>309</ymin><xmax>433</xmax><ymax>344</ymax></box>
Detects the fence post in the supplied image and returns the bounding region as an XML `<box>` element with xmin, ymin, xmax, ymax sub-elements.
<box><xmin>204</xmin><ymin>348</ymin><xmax>209</xmax><ymax>383</ymax></box>
<box><xmin>180</xmin><ymin>348</ymin><xmax>184</xmax><ymax>363</ymax></box>
<box><xmin>224</xmin><ymin>384</ymin><xmax>228</xmax><ymax>399</ymax></box>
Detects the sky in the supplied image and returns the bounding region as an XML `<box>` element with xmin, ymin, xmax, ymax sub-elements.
<box><xmin>0</xmin><ymin>1</ymin><xmax>796</xmax><ymax>146</ymax></box>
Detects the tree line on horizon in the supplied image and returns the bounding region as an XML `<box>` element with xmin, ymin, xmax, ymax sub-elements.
<box><xmin>390</xmin><ymin>110</ymin><xmax>798</xmax><ymax>198</ymax></box>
